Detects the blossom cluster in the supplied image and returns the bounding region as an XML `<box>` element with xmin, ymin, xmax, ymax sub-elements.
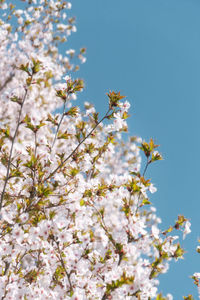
<box><xmin>0</xmin><ymin>1</ymin><xmax>198</xmax><ymax>299</ymax></box>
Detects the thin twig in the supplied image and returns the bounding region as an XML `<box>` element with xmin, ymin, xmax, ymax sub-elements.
<box><xmin>51</xmin><ymin>96</ymin><xmax>68</xmax><ymax>149</ymax></box>
<box><xmin>142</xmin><ymin>157</ymin><xmax>150</xmax><ymax>177</ymax></box>
<box><xmin>55</xmin><ymin>239</ymin><xmax>73</xmax><ymax>293</ymax></box>
<box><xmin>0</xmin><ymin>78</ymin><xmax>32</xmax><ymax>210</ymax></box>
<box><xmin>0</xmin><ymin>73</ymin><xmax>14</xmax><ymax>92</ymax></box>
<box><xmin>135</xmin><ymin>158</ymin><xmax>151</xmax><ymax>215</ymax></box>
<box><xmin>88</xmin><ymin>200</ymin><xmax>123</xmax><ymax>266</ymax></box>
<box><xmin>44</xmin><ymin>108</ymin><xmax>111</xmax><ymax>181</ymax></box>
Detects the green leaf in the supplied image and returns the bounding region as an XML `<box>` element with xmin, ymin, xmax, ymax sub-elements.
<box><xmin>65</xmin><ymin>106</ymin><xmax>79</xmax><ymax>117</ymax></box>
<box><xmin>32</xmin><ymin>59</ymin><xmax>41</xmax><ymax>73</ymax></box>
<box><xmin>56</xmin><ymin>89</ymin><xmax>67</xmax><ymax>100</ymax></box>
<box><xmin>141</xmin><ymin>199</ymin><xmax>151</xmax><ymax>205</ymax></box>
<box><xmin>151</xmin><ymin>152</ymin><xmax>163</xmax><ymax>162</ymax></box>
<box><xmin>49</xmin><ymin>210</ymin><xmax>56</xmax><ymax>220</ymax></box>
<box><xmin>107</xmin><ymin>91</ymin><xmax>126</xmax><ymax>108</ymax></box>
<box><xmin>80</xmin><ymin>199</ymin><xmax>85</xmax><ymax>206</ymax></box>
<box><xmin>156</xmin><ymin>294</ymin><xmax>166</xmax><ymax>300</ymax></box>
<box><xmin>174</xmin><ymin>243</ymin><xmax>185</xmax><ymax>259</ymax></box>
<box><xmin>10</xmin><ymin>96</ymin><xmax>22</xmax><ymax>105</ymax></box>
<box><xmin>122</xmin><ymin>111</ymin><xmax>130</xmax><ymax>120</ymax></box>
<box><xmin>183</xmin><ymin>295</ymin><xmax>195</xmax><ymax>300</ymax></box>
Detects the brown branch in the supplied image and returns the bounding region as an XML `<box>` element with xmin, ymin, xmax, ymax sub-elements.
<box><xmin>0</xmin><ymin>73</ymin><xmax>14</xmax><ymax>92</ymax></box>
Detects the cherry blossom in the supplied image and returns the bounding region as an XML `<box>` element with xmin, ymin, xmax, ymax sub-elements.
<box><xmin>0</xmin><ymin>1</ymin><xmax>197</xmax><ymax>300</ymax></box>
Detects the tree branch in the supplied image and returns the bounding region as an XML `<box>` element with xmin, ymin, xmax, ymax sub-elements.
<box><xmin>44</xmin><ymin>108</ymin><xmax>111</xmax><ymax>181</ymax></box>
<box><xmin>0</xmin><ymin>73</ymin><xmax>14</xmax><ymax>92</ymax></box>
<box><xmin>0</xmin><ymin>78</ymin><xmax>32</xmax><ymax>210</ymax></box>
<box><xmin>51</xmin><ymin>96</ymin><xmax>69</xmax><ymax>149</ymax></box>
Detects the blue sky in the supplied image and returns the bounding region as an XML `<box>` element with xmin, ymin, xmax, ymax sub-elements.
<box><xmin>69</xmin><ymin>0</ymin><xmax>200</xmax><ymax>298</ymax></box>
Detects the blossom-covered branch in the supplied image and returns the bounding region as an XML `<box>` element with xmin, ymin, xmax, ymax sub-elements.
<box><xmin>0</xmin><ymin>1</ymin><xmax>197</xmax><ymax>300</ymax></box>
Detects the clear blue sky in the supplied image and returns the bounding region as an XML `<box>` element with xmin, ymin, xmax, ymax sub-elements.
<box><xmin>69</xmin><ymin>0</ymin><xmax>200</xmax><ymax>298</ymax></box>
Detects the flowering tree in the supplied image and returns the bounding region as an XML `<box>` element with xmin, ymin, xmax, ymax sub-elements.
<box><xmin>0</xmin><ymin>1</ymin><xmax>199</xmax><ymax>299</ymax></box>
